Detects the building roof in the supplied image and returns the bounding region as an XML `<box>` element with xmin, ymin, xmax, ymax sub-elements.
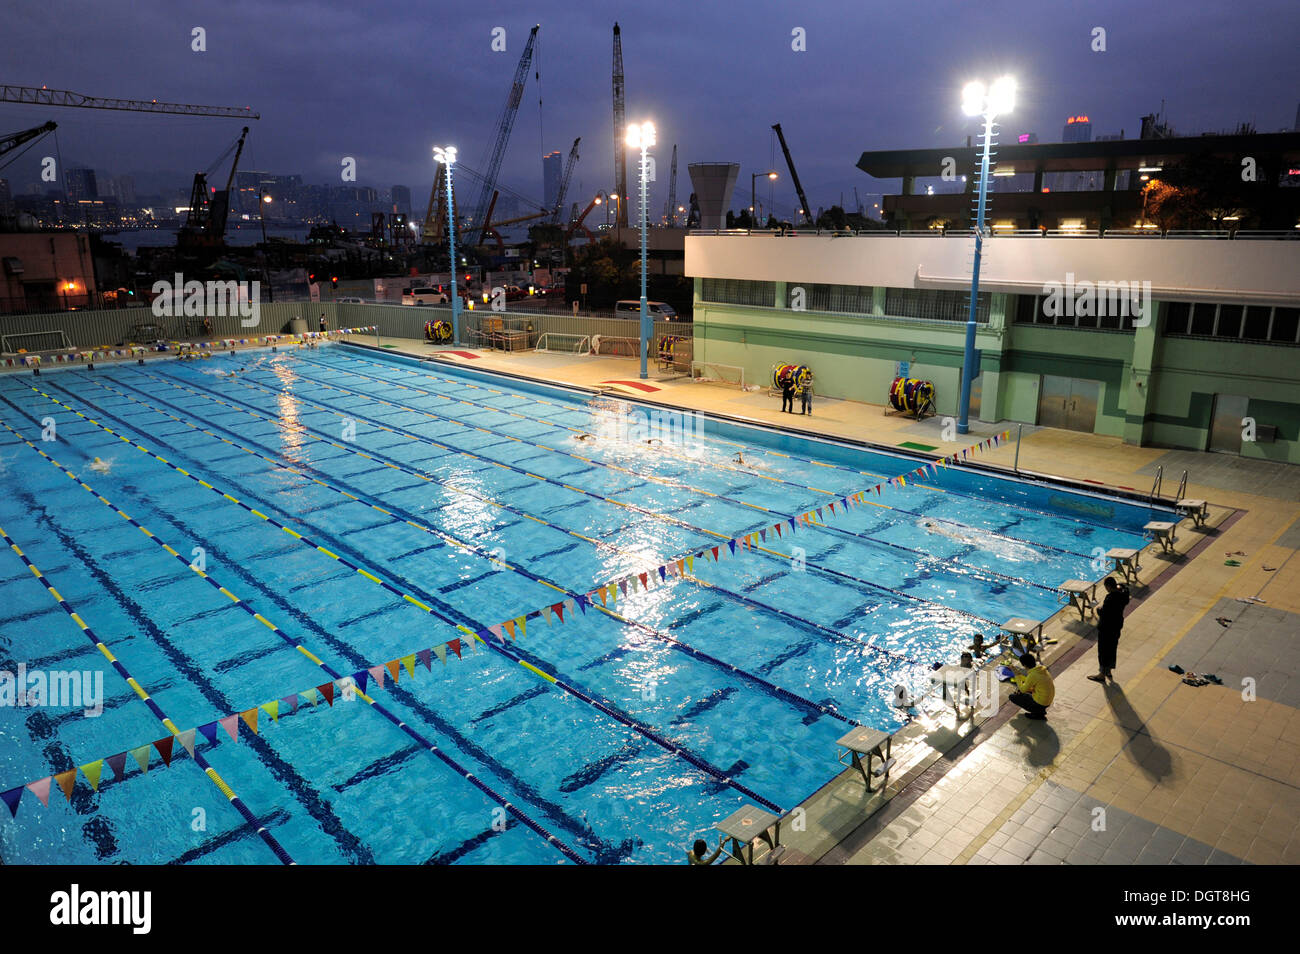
<box><xmin>856</xmin><ymin>132</ymin><xmax>1300</xmax><ymax>179</ymax></box>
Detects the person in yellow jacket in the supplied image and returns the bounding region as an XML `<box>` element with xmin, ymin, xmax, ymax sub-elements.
<box><xmin>1009</xmin><ymin>653</ymin><xmax>1055</xmax><ymax>721</ymax></box>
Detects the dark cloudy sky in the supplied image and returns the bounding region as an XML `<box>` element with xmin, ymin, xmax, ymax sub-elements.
<box><xmin>3</xmin><ymin>0</ymin><xmax>1298</xmax><ymax>216</ymax></box>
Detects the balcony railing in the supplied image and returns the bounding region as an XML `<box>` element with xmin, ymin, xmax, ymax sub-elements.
<box><xmin>688</xmin><ymin>227</ymin><xmax>1300</xmax><ymax>240</ymax></box>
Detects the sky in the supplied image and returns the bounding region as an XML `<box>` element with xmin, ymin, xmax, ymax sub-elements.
<box><xmin>3</xmin><ymin>0</ymin><xmax>1298</xmax><ymax>220</ymax></box>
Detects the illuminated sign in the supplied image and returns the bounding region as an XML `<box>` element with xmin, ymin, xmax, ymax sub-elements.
<box><xmin>1066</xmin><ymin>115</ymin><xmax>1090</xmax><ymax>124</ymax></box>
<box><xmin>1018</xmin><ymin>134</ymin><xmax>1030</xmax><ymax>143</ymax></box>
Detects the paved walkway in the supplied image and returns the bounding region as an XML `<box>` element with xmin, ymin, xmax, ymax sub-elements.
<box><xmin>356</xmin><ymin>336</ymin><xmax>1300</xmax><ymax>865</ymax></box>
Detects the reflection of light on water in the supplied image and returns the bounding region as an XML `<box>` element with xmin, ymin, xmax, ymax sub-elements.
<box><xmin>437</xmin><ymin>471</ymin><xmax>501</xmax><ymax>543</ymax></box>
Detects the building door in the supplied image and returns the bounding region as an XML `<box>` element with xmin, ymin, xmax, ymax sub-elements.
<box><xmin>1037</xmin><ymin>376</ymin><xmax>1100</xmax><ymax>433</ymax></box>
<box><xmin>1208</xmin><ymin>394</ymin><xmax>1249</xmax><ymax>454</ymax></box>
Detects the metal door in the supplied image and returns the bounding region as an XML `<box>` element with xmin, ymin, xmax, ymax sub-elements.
<box><xmin>1208</xmin><ymin>394</ymin><xmax>1249</xmax><ymax>454</ymax></box>
<box><xmin>1066</xmin><ymin>379</ymin><xmax>1100</xmax><ymax>432</ymax></box>
<box><xmin>1037</xmin><ymin>376</ymin><xmax>1070</xmax><ymax>429</ymax></box>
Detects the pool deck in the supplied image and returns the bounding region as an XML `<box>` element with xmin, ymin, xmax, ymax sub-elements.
<box><xmin>355</xmin><ymin>336</ymin><xmax>1300</xmax><ymax>867</ymax></box>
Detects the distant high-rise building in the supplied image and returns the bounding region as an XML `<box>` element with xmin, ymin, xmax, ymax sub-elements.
<box><xmin>1062</xmin><ymin>115</ymin><xmax>1092</xmax><ymax>143</ymax></box>
<box><xmin>391</xmin><ymin>184</ymin><xmax>411</xmax><ymax>217</ymax></box>
<box><xmin>542</xmin><ymin>151</ymin><xmax>562</xmax><ymax>212</ymax></box>
<box><xmin>65</xmin><ymin>167</ymin><xmax>98</xmax><ymax>202</ymax></box>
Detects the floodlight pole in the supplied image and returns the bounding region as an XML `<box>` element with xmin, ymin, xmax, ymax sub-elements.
<box><xmin>958</xmin><ymin>110</ymin><xmax>994</xmax><ymax>435</ymax></box>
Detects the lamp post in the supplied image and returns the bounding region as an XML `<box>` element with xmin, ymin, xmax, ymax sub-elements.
<box><xmin>626</xmin><ymin>120</ymin><xmax>655</xmax><ymax>379</ymax></box>
<box><xmin>957</xmin><ymin>76</ymin><xmax>1015</xmax><ymax>435</ymax></box>
<box><xmin>751</xmin><ymin>170</ymin><xmax>778</xmax><ymax>228</ymax></box>
<box><xmin>433</xmin><ymin>145</ymin><xmax>461</xmax><ymax>346</ymax></box>
<box><xmin>259</xmin><ymin>191</ymin><xmax>274</xmax><ymax>302</ymax></box>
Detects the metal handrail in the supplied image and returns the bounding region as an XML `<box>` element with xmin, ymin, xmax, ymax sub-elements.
<box><xmin>1175</xmin><ymin>470</ymin><xmax>1188</xmax><ymax>500</ymax></box>
<box><xmin>1150</xmin><ymin>464</ymin><xmax>1164</xmax><ymax>502</ymax></box>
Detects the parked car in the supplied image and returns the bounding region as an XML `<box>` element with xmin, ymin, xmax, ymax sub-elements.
<box><xmin>402</xmin><ymin>287</ymin><xmax>449</xmax><ymax>306</ymax></box>
<box><xmin>615</xmin><ymin>300</ymin><xmax>679</xmax><ymax>321</ymax></box>
<box><xmin>337</xmin><ymin>296</ymin><xmax>365</xmax><ymax>304</ymax></box>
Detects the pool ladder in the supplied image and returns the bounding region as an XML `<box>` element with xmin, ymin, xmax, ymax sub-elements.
<box><xmin>1149</xmin><ymin>466</ymin><xmax>1188</xmax><ymax>505</ymax></box>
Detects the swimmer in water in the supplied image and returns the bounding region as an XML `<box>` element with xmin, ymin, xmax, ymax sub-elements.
<box><xmin>643</xmin><ymin>438</ymin><xmax>662</xmax><ymax>446</ymax></box>
<box><xmin>734</xmin><ymin>452</ymin><xmax>746</xmax><ymax>465</ymax></box>
<box><xmin>575</xmin><ymin>433</ymin><xmax>595</xmax><ymax>442</ymax></box>
<box><xmin>87</xmin><ymin>457</ymin><xmax>112</xmax><ymax>474</ymax></box>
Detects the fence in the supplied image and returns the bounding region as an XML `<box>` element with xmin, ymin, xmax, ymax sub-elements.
<box><xmin>0</xmin><ymin>301</ymin><xmax>691</xmax><ymax>354</ymax></box>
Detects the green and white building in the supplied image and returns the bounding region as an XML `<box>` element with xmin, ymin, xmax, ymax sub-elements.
<box><xmin>686</xmin><ymin>233</ymin><xmax>1300</xmax><ymax>463</ymax></box>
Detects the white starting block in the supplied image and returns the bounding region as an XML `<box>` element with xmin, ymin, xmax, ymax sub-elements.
<box><xmin>1106</xmin><ymin>547</ymin><xmax>1141</xmax><ymax>583</ymax></box>
<box><xmin>1144</xmin><ymin>520</ymin><xmax>1177</xmax><ymax>554</ymax></box>
<box><xmin>1176</xmin><ymin>499</ymin><xmax>1209</xmax><ymax>529</ymax></box>
<box><xmin>837</xmin><ymin>726</ymin><xmax>895</xmax><ymax>793</ymax></box>
<box><xmin>1000</xmin><ymin>617</ymin><xmax>1050</xmax><ymax>652</ymax></box>
<box><xmin>1059</xmin><ymin>579</ymin><xmax>1098</xmax><ymax>621</ymax></box>
<box><xmin>930</xmin><ymin>664</ymin><xmax>979</xmax><ymax>720</ymax></box>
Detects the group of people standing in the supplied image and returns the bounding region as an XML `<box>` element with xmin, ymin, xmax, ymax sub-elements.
<box><xmin>779</xmin><ymin>379</ymin><xmax>812</xmax><ymax>415</ymax></box>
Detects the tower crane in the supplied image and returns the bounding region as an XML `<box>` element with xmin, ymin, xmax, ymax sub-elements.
<box><xmin>772</xmin><ymin>123</ymin><xmax>813</xmax><ymax>225</ymax></box>
<box><xmin>470</xmin><ymin>24</ymin><xmax>539</xmax><ymax>243</ymax></box>
<box><xmin>612</xmin><ymin>23</ymin><xmax>628</xmax><ymax>227</ymax></box>
<box><xmin>665</xmin><ymin>144</ymin><xmax>677</xmax><ymax>226</ymax></box>
<box><xmin>550</xmin><ymin>137</ymin><xmax>580</xmax><ymax>223</ymax></box>
<box><xmin>0</xmin><ymin>121</ymin><xmax>56</xmax><ymax>168</ymax></box>
<box><xmin>0</xmin><ymin>85</ymin><xmax>257</xmax><ymax>119</ymax></box>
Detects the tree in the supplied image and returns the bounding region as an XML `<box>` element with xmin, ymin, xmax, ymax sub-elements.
<box><xmin>816</xmin><ymin>205</ymin><xmax>848</xmax><ymax>229</ymax></box>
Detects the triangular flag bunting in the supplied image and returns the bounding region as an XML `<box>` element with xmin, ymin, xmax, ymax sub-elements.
<box><xmin>176</xmin><ymin>729</ymin><xmax>197</xmax><ymax>758</ymax></box>
<box><xmin>80</xmin><ymin>760</ymin><xmax>103</xmax><ymax>792</ymax></box>
<box><xmin>355</xmin><ymin>670</ymin><xmax>370</xmax><ymax>693</ymax></box>
<box><xmin>26</xmin><ymin>777</ymin><xmax>51</xmax><ymax>807</ymax></box>
<box><xmin>2</xmin><ymin>787</ymin><xmax>22</xmax><ymax>818</ymax></box>
<box><xmin>639</xmin><ymin>572</ymin><xmax>649</xmax><ymax>588</ymax></box>
<box><xmin>262</xmin><ymin>701</ymin><xmax>280</xmax><ymax>722</ymax></box>
<box><xmin>711</xmin><ymin>546</ymin><xmax>720</xmax><ymax>561</ymax></box>
<box><xmin>659</xmin><ymin>565</ymin><xmax>667</xmax><ymax>581</ymax></box>
<box><xmin>448</xmin><ymin>638</ymin><xmax>463</xmax><ymax>659</ymax></box>
<box><xmin>198</xmin><ymin>722</ymin><xmax>219</xmax><ymax>747</ymax></box>
<box><xmin>516</xmin><ymin>616</ymin><xmax>527</xmax><ymax>638</ymax></box>
<box><xmin>319</xmin><ymin>682</ymin><xmax>335</xmax><ymax>706</ymax></box>
<box><xmin>432</xmin><ymin>644</ymin><xmax>448</xmax><ymax>666</ymax></box>
<box><xmin>418</xmin><ymin>648</ymin><xmax>433</xmax><ymax>670</ymax></box>
<box><xmin>219</xmin><ymin>715</ymin><xmax>239</xmax><ymax>743</ymax></box>
<box><xmin>568</xmin><ymin>597</ymin><xmax>581</xmax><ymax>616</ymax></box>
<box><xmin>54</xmin><ymin>769</ymin><xmax>77</xmax><ymax>801</ymax></box>
<box><xmin>402</xmin><ymin>654</ymin><xmax>417</xmax><ymax>678</ymax></box>
<box><xmin>281</xmin><ymin>694</ymin><xmax>298</xmax><ymax>714</ymax></box>
<box><xmin>686</xmin><ymin>556</ymin><xmax>694</xmax><ymax>573</ymax></box>
<box><xmin>386</xmin><ymin>659</ymin><xmax>401</xmax><ymax>682</ymax></box>
<box><xmin>238</xmin><ymin>710</ymin><xmax>258</xmax><ymax>737</ymax></box>
<box><xmin>504</xmin><ymin>619</ymin><xmax>516</xmax><ymax>639</ymax></box>
<box><xmin>301</xmin><ymin>689</ymin><xmax>320</xmax><ymax>708</ymax></box>
<box><xmin>619</xmin><ymin>579</ymin><xmax>628</xmax><ymax>596</ymax></box>
<box><xmin>540</xmin><ymin>605</ymin><xmax>553</xmax><ymax>624</ymax></box>
<box><xmin>727</xmin><ymin>540</ymin><xmax>736</xmax><ymax>556</ymax></box>
<box><xmin>106</xmin><ymin>752</ymin><xmax>129</xmax><ymax>780</ymax></box>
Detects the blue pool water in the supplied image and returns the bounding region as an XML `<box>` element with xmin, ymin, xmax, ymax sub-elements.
<box><xmin>0</xmin><ymin>345</ymin><xmax>1164</xmax><ymax>864</ymax></box>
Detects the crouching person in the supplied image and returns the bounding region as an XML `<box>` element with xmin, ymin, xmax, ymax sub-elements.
<box><xmin>1009</xmin><ymin>653</ymin><xmax>1054</xmax><ymax>721</ymax></box>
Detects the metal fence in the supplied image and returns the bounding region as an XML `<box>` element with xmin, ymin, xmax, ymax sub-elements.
<box><xmin>0</xmin><ymin>301</ymin><xmax>690</xmax><ymax>353</ymax></box>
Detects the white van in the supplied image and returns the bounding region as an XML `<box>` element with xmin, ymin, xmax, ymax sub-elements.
<box><xmin>402</xmin><ymin>286</ymin><xmax>449</xmax><ymax>306</ymax></box>
<box><xmin>615</xmin><ymin>300</ymin><xmax>678</xmax><ymax>321</ymax></box>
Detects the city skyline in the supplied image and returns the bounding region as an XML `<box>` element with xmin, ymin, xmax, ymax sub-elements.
<box><xmin>3</xmin><ymin>0</ymin><xmax>1299</xmax><ymax>223</ymax></box>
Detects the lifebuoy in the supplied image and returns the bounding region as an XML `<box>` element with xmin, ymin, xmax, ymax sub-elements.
<box><xmin>889</xmin><ymin>377</ymin><xmax>935</xmax><ymax>414</ymax></box>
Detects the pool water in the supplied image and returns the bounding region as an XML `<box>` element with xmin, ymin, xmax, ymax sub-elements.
<box><xmin>0</xmin><ymin>345</ymin><xmax>1162</xmax><ymax>864</ymax></box>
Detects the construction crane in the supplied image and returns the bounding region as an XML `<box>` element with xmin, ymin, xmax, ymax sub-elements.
<box><xmin>421</xmin><ymin>161</ymin><xmax>448</xmax><ymax>242</ymax></box>
<box><xmin>471</xmin><ymin>24</ymin><xmax>539</xmax><ymax>243</ymax></box>
<box><xmin>179</xmin><ymin>126</ymin><xmax>249</xmax><ymax>247</ymax></box>
<box><xmin>0</xmin><ymin>120</ymin><xmax>56</xmax><ymax>169</ymax></box>
<box><xmin>612</xmin><ymin>22</ymin><xmax>628</xmax><ymax>227</ymax></box>
<box><xmin>772</xmin><ymin>123</ymin><xmax>813</xmax><ymax>225</ymax></box>
<box><xmin>665</xmin><ymin>144</ymin><xmax>677</xmax><ymax>226</ymax></box>
<box><xmin>0</xmin><ymin>84</ymin><xmax>258</xmax><ymax>119</ymax></box>
<box><xmin>565</xmin><ymin>192</ymin><xmax>604</xmax><ymax>244</ymax></box>
<box><xmin>550</xmin><ymin>137</ymin><xmax>580</xmax><ymax>223</ymax></box>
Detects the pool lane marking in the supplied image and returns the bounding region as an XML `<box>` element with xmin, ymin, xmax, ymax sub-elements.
<box><xmin>228</xmin><ymin>362</ymin><xmax>1078</xmax><ymax>588</ymax></box>
<box><xmin>311</xmin><ymin>349</ymin><xmax>1128</xmax><ymax>538</ymax></box>
<box><xmin>23</xmin><ymin>388</ymin><xmax>789</xmax><ymax>819</ymax></box>
<box><xmin>145</xmin><ymin>368</ymin><xmax>1007</xmax><ymax>623</ymax></box>
<box><xmin>0</xmin><ymin>421</ymin><xmax>587</xmax><ymax>865</ymax></box>
<box><xmin>294</xmin><ymin>355</ymin><xmax>1099</xmax><ymax>563</ymax></box>
<box><xmin>84</xmin><ymin>371</ymin><xmax>986</xmax><ymax>649</ymax></box>
<box><xmin>0</xmin><ymin>518</ymin><xmax>296</xmax><ymax>865</ymax></box>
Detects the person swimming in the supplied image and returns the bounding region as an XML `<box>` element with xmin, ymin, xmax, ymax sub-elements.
<box><xmin>575</xmin><ymin>433</ymin><xmax>595</xmax><ymax>442</ymax></box>
<box><xmin>87</xmin><ymin>457</ymin><xmax>112</xmax><ymax>474</ymax></box>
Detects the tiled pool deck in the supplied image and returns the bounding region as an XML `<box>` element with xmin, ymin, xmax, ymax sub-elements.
<box><xmin>355</xmin><ymin>337</ymin><xmax>1300</xmax><ymax>866</ymax></box>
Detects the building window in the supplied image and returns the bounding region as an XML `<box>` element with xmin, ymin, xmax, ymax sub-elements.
<box><xmin>801</xmin><ymin>283</ymin><xmax>876</xmax><ymax>314</ymax></box>
<box><xmin>699</xmin><ymin>278</ymin><xmax>775</xmax><ymax>306</ymax></box>
<box><xmin>1163</xmin><ymin>301</ymin><xmax>1300</xmax><ymax>345</ymax></box>
<box><xmin>1012</xmin><ymin>293</ymin><xmax>1137</xmax><ymax>331</ymax></box>
<box><xmin>883</xmin><ymin>288</ymin><xmax>990</xmax><ymax>323</ymax></box>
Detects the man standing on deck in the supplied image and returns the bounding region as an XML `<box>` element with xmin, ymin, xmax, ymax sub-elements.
<box><xmin>781</xmin><ymin>379</ymin><xmax>795</xmax><ymax>413</ymax></box>
<box><xmin>1088</xmin><ymin>577</ymin><xmax>1130</xmax><ymax>684</ymax></box>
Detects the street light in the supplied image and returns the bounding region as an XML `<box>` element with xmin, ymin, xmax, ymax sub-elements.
<box><xmin>433</xmin><ymin>145</ymin><xmax>461</xmax><ymax>346</ymax></box>
<box><xmin>259</xmin><ymin>191</ymin><xmax>274</xmax><ymax>302</ymax></box>
<box><xmin>626</xmin><ymin>120</ymin><xmax>655</xmax><ymax>379</ymax></box>
<box><xmin>751</xmin><ymin>170</ymin><xmax>778</xmax><ymax>228</ymax></box>
<box><xmin>956</xmin><ymin>75</ymin><xmax>1015</xmax><ymax>435</ymax></box>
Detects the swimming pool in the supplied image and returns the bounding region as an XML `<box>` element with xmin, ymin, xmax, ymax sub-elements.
<box><xmin>0</xmin><ymin>344</ymin><xmax>1164</xmax><ymax>864</ymax></box>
